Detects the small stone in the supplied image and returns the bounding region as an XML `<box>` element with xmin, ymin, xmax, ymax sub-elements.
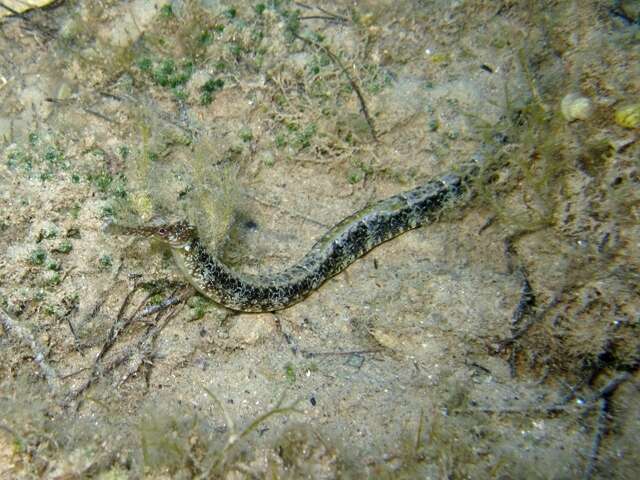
<box><xmin>345</xmin><ymin>354</ymin><xmax>364</xmax><ymax>369</ymax></box>
<box><xmin>561</xmin><ymin>93</ymin><xmax>593</xmax><ymax>122</ymax></box>
<box><xmin>228</xmin><ymin>313</ymin><xmax>277</xmax><ymax>345</ymax></box>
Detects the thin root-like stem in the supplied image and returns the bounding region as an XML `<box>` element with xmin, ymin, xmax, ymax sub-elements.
<box><xmin>0</xmin><ymin>307</ymin><xmax>61</xmax><ymax>394</ymax></box>
<box><xmin>294</xmin><ymin>33</ymin><xmax>377</xmax><ymax>141</ymax></box>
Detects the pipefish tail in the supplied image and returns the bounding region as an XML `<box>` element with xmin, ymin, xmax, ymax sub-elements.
<box><xmin>110</xmin><ymin>160</ymin><xmax>480</xmax><ymax>312</ymax></box>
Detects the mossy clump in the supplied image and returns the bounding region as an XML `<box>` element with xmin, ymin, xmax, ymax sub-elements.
<box><xmin>473</xmin><ymin>95</ymin><xmax>568</xmax><ymax>233</ymax></box>
<box><xmin>186</xmin><ymin>143</ymin><xmax>241</xmax><ymax>252</ymax></box>
<box><xmin>0</xmin><ymin>381</ymin><xmax>138</xmax><ymax>478</ymax></box>
<box><xmin>4</xmin><ymin>139</ymin><xmax>71</xmax><ymax>181</ymax></box>
<box><xmin>200</xmin><ymin>77</ymin><xmax>225</xmax><ymax>105</ymax></box>
<box><xmin>138</xmin><ymin>402</ymin><xmax>224</xmax><ymax>476</ymax></box>
<box><xmin>272</xmin><ymin>424</ymin><xmax>338</xmax><ymax>476</ymax></box>
<box><xmin>28</xmin><ymin>248</ymin><xmax>47</xmax><ymax>266</ymax></box>
<box><xmin>187</xmin><ymin>295</ymin><xmax>211</xmax><ymax>320</ymax></box>
<box><xmin>52</xmin><ymin>240</ymin><xmax>73</xmax><ymax>254</ymax></box>
<box><xmin>98</xmin><ymin>254</ymin><xmax>113</xmax><ymax>270</ymax></box>
<box><xmin>150</xmin><ymin>58</ymin><xmax>194</xmax><ymax>89</ymax></box>
<box><xmin>614</xmin><ymin>103</ymin><xmax>640</xmax><ymax>129</ymax></box>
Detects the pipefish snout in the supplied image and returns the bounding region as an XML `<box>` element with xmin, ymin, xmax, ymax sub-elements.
<box><xmin>103</xmin><ymin>218</ymin><xmax>195</xmax><ymax>244</ymax></box>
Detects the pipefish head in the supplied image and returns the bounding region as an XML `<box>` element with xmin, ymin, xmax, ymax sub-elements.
<box><xmin>145</xmin><ymin>219</ymin><xmax>197</xmax><ymax>247</ymax></box>
<box><xmin>104</xmin><ymin>218</ymin><xmax>196</xmax><ymax>248</ymax></box>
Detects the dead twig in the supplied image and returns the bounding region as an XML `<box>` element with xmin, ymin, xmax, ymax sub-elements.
<box><xmin>294</xmin><ymin>2</ymin><xmax>349</xmax><ymax>22</ymax></box>
<box><xmin>82</xmin><ymin>107</ymin><xmax>119</xmax><ymax>124</ymax></box>
<box><xmin>506</xmin><ymin>266</ymin><xmax>535</xmax><ymax>375</ymax></box>
<box><xmin>589</xmin><ymin>372</ymin><xmax>632</xmax><ymax>402</ymax></box>
<box><xmin>511</xmin><ymin>267</ymin><xmax>535</xmax><ymax>327</ymax></box>
<box><xmin>582</xmin><ymin>371</ymin><xmax>633</xmax><ymax>480</ymax></box>
<box><xmin>453</xmin><ymin>371</ymin><xmax>635</xmax><ymax>480</ymax></box>
<box><xmin>243</xmin><ymin>191</ymin><xmax>328</xmax><ymax>229</ymax></box>
<box><xmin>293</xmin><ymin>32</ymin><xmax>378</xmax><ymax>141</ymax></box>
<box><xmin>118</xmin><ymin>287</ymin><xmax>191</xmax><ymax>387</ymax></box>
<box><xmin>95</xmin><ymin>282</ymin><xmax>150</xmax><ymax>364</ymax></box>
<box><xmin>0</xmin><ymin>307</ymin><xmax>61</xmax><ymax>393</ymax></box>
<box><xmin>492</xmin><ymin>236</ymin><xmax>537</xmax><ymax>376</ymax></box>
<box><xmin>63</xmin><ymin>284</ymin><xmax>155</xmax><ymax>403</ymax></box>
<box><xmin>583</xmin><ymin>398</ymin><xmax>608</xmax><ymax>480</ymax></box>
<box><xmin>76</xmin><ymin>256</ymin><xmax>126</xmax><ymax>338</ymax></box>
<box><xmin>498</xmin><ymin>291</ymin><xmax>563</xmax><ymax>348</ymax></box>
<box><xmin>316</xmin><ymin>6</ymin><xmax>348</xmax><ymax>22</ymax></box>
<box><xmin>45</xmin><ymin>97</ymin><xmax>119</xmax><ymax>124</ymax></box>
<box><xmin>301</xmin><ymin>348</ymin><xmax>383</xmax><ymax>358</ymax></box>
<box><xmin>458</xmin><ymin>404</ymin><xmax>570</xmax><ymax>415</ymax></box>
<box><xmin>299</xmin><ymin>15</ymin><xmax>347</xmax><ymax>23</ymax></box>
<box><xmin>456</xmin><ymin>372</ymin><xmax>633</xmax><ymax>419</ymax></box>
<box><xmin>64</xmin><ymin>283</ymin><xmax>191</xmax><ymax>406</ymax></box>
<box><xmin>477</xmin><ymin>215</ymin><xmax>496</xmax><ymax>234</ymax></box>
<box><xmin>140</xmin><ymin>294</ymin><xmax>184</xmax><ymax>317</ymax></box>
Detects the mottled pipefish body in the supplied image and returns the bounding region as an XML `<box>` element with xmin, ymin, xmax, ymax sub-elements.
<box><xmin>114</xmin><ymin>160</ymin><xmax>480</xmax><ymax>312</ymax></box>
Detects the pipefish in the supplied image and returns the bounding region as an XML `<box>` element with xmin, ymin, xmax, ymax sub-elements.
<box><xmin>110</xmin><ymin>160</ymin><xmax>480</xmax><ymax>312</ymax></box>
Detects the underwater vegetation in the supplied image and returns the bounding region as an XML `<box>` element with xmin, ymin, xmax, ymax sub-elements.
<box><xmin>470</xmin><ymin>45</ymin><xmax>639</xmax><ymax>381</ymax></box>
<box><xmin>0</xmin><ymin>0</ymin><xmax>639</xmax><ymax>478</ymax></box>
<box><xmin>614</xmin><ymin>102</ymin><xmax>640</xmax><ymax>128</ymax></box>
